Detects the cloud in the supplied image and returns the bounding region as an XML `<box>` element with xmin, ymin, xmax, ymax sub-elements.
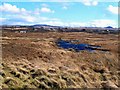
<box><xmin>1</xmin><ymin>3</ymin><xmax>117</xmax><ymax>28</ymax></box>
<box><xmin>40</xmin><ymin>19</ymin><xmax>117</xmax><ymax>27</ymax></box>
<box><xmin>92</xmin><ymin>1</ymin><xmax>98</xmax><ymax>6</ymax></box>
<box><xmin>34</xmin><ymin>8</ymin><xmax>41</xmax><ymax>15</ymax></box>
<box><xmin>40</xmin><ymin>7</ymin><xmax>54</xmax><ymax>13</ymax></box>
<box><xmin>0</xmin><ymin>18</ymin><xmax>6</xmax><ymax>22</ymax></box>
<box><xmin>89</xmin><ymin>19</ymin><xmax>117</xmax><ymax>27</ymax></box>
<box><xmin>35</xmin><ymin>4</ymin><xmax>54</xmax><ymax>14</ymax></box>
<box><xmin>61</xmin><ymin>2</ymin><xmax>75</xmax><ymax>10</ymax></box>
<box><xmin>107</xmin><ymin>5</ymin><xmax>119</xmax><ymax>14</ymax></box>
<box><xmin>0</xmin><ymin>3</ymin><xmax>27</xmax><ymax>14</ymax></box>
<box><xmin>82</xmin><ymin>0</ymin><xmax>98</xmax><ymax>6</ymax></box>
<box><xmin>1</xmin><ymin>0</ymin><xmax>120</xmax><ymax>2</ymax></box>
<box><xmin>2</xmin><ymin>15</ymin><xmax>36</xmax><ymax>25</ymax></box>
<box><xmin>19</xmin><ymin>15</ymin><xmax>36</xmax><ymax>23</ymax></box>
<box><xmin>2</xmin><ymin>15</ymin><xmax>117</xmax><ymax>27</ymax></box>
<box><xmin>61</xmin><ymin>3</ymin><xmax>70</xmax><ymax>10</ymax></box>
<box><xmin>0</xmin><ymin>18</ymin><xmax>7</xmax><ymax>25</ymax></box>
<box><xmin>1</xmin><ymin>12</ymin><xmax>60</xmax><ymax>25</ymax></box>
<box><xmin>0</xmin><ymin>3</ymin><xmax>56</xmax><ymax>25</ymax></box>
<box><xmin>41</xmin><ymin>3</ymin><xmax>48</xmax><ymax>7</ymax></box>
<box><xmin>62</xmin><ymin>6</ymin><xmax>68</xmax><ymax>10</ymax></box>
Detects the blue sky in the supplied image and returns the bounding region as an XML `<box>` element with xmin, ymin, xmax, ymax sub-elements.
<box><xmin>0</xmin><ymin>1</ymin><xmax>119</xmax><ymax>27</ymax></box>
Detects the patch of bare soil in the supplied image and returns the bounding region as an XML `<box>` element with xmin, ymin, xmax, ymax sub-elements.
<box><xmin>1</xmin><ymin>32</ymin><xmax>119</xmax><ymax>89</ymax></box>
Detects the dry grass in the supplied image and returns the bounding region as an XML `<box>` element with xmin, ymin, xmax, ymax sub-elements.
<box><xmin>1</xmin><ymin>32</ymin><xmax>119</xmax><ymax>89</ymax></box>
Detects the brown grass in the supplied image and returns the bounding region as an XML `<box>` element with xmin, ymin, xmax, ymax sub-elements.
<box><xmin>1</xmin><ymin>32</ymin><xmax>119</xmax><ymax>89</ymax></box>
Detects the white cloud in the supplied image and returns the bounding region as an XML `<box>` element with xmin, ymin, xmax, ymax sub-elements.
<box><xmin>0</xmin><ymin>18</ymin><xmax>6</xmax><ymax>22</ymax></box>
<box><xmin>1</xmin><ymin>0</ymin><xmax>119</xmax><ymax>2</ymax></box>
<box><xmin>89</xmin><ymin>19</ymin><xmax>117</xmax><ymax>27</ymax></box>
<box><xmin>0</xmin><ymin>3</ymin><xmax>54</xmax><ymax>16</ymax></box>
<box><xmin>62</xmin><ymin>6</ymin><xmax>68</xmax><ymax>10</ymax></box>
<box><xmin>83</xmin><ymin>0</ymin><xmax>91</xmax><ymax>6</ymax></box>
<box><xmin>40</xmin><ymin>7</ymin><xmax>54</xmax><ymax>13</ymax></box>
<box><xmin>92</xmin><ymin>1</ymin><xmax>98</xmax><ymax>6</ymax></box>
<box><xmin>41</xmin><ymin>3</ymin><xmax>48</xmax><ymax>7</ymax></box>
<box><xmin>82</xmin><ymin>0</ymin><xmax>98</xmax><ymax>6</ymax></box>
<box><xmin>0</xmin><ymin>3</ymin><xmax>20</xmax><ymax>13</ymax></box>
<box><xmin>61</xmin><ymin>3</ymin><xmax>71</xmax><ymax>10</ymax></box>
<box><xmin>34</xmin><ymin>8</ymin><xmax>41</xmax><ymax>15</ymax></box>
<box><xmin>0</xmin><ymin>18</ymin><xmax>7</xmax><ymax>25</ymax></box>
<box><xmin>2</xmin><ymin>16</ymin><xmax>117</xmax><ymax>27</ymax></box>
<box><xmin>40</xmin><ymin>19</ymin><xmax>117</xmax><ymax>27</ymax></box>
<box><xmin>1</xmin><ymin>3</ymin><xmax>117</xmax><ymax>28</ymax></box>
<box><xmin>20</xmin><ymin>15</ymin><xmax>36</xmax><ymax>23</ymax></box>
<box><xmin>0</xmin><ymin>3</ymin><xmax>27</xmax><ymax>14</ymax></box>
<box><xmin>21</xmin><ymin>8</ymin><xmax>26</xmax><ymax>12</ymax></box>
<box><xmin>68</xmin><ymin>22</ymin><xmax>86</xmax><ymax>27</ymax></box>
<box><xmin>107</xmin><ymin>5</ymin><xmax>119</xmax><ymax>14</ymax></box>
<box><xmin>0</xmin><ymin>4</ymin><xmax>56</xmax><ymax>25</ymax></box>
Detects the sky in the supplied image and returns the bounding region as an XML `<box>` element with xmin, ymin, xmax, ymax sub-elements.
<box><xmin>0</xmin><ymin>0</ymin><xmax>119</xmax><ymax>27</ymax></box>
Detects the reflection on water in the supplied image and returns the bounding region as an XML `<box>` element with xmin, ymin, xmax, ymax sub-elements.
<box><xmin>56</xmin><ymin>39</ymin><xmax>101</xmax><ymax>52</ymax></box>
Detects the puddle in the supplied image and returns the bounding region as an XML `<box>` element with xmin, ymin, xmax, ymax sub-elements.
<box><xmin>56</xmin><ymin>39</ymin><xmax>102</xmax><ymax>52</ymax></box>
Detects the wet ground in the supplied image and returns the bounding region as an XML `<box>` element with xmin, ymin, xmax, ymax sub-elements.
<box><xmin>1</xmin><ymin>31</ymin><xmax>119</xmax><ymax>89</ymax></box>
<box><xmin>56</xmin><ymin>39</ymin><xmax>102</xmax><ymax>52</ymax></box>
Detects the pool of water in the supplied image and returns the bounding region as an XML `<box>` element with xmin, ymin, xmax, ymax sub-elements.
<box><xmin>56</xmin><ymin>39</ymin><xmax>101</xmax><ymax>52</ymax></box>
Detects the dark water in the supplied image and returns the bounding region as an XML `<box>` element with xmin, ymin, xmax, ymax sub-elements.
<box><xmin>56</xmin><ymin>39</ymin><xmax>101</xmax><ymax>52</ymax></box>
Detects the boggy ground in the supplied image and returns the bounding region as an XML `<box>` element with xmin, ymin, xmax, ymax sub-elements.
<box><xmin>1</xmin><ymin>31</ymin><xmax>120</xmax><ymax>89</ymax></box>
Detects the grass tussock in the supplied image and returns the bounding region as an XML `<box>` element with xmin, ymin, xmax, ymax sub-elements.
<box><xmin>2</xmin><ymin>32</ymin><xmax>119</xmax><ymax>89</ymax></box>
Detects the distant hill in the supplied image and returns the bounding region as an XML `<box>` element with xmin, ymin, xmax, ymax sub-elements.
<box><xmin>31</xmin><ymin>24</ymin><xmax>62</xmax><ymax>28</ymax></box>
<box><xmin>105</xmin><ymin>26</ymin><xmax>113</xmax><ymax>28</ymax></box>
<box><xmin>32</xmin><ymin>24</ymin><xmax>51</xmax><ymax>27</ymax></box>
